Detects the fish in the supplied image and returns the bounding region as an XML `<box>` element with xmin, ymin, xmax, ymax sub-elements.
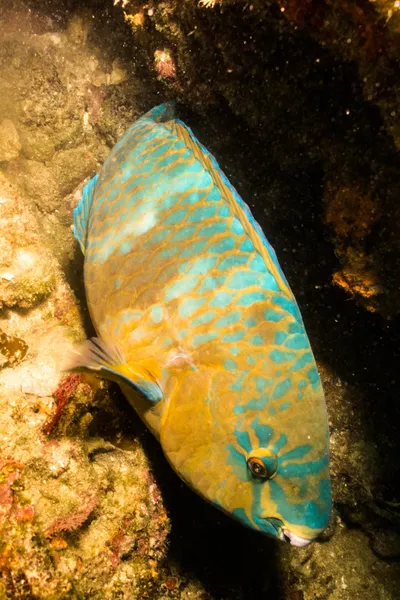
<box><xmin>71</xmin><ymin>103</ymin><xmax>331</xmax><ymax>546</ymax></box>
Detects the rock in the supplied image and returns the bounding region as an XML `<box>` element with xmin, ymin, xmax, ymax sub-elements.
<box><xmin>0</xmin><ymin>174</ymin><xmax>57</xmax><ymax>309</ymax></box>
<box><xmin>6</xmin><ymin>157</ymin><xmax>61</xmax><ymax>213</ymax></box>
<box><xmin>51</xmin><ymin>147</ymin><xmax>97</xmax><ymax>196</ymax></box>
<box><xmin>0</xmin><ymin>118</ymin><xmax>21</xmax><ymax>161</ymax></box>
<box><xmin>370</xmin><ymin>529</ymin><xmax>400</xmax><ymax>560</ymax></box>
<box><xmin>17</xmin><ymin>125</ymin><xmax>55</xmax><ymax>162</ymax></box>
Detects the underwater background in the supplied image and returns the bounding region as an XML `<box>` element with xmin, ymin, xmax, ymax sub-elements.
<box><xmin>0</xmin><ymin>0</ymin><xmax>399</xmax><ymax>598</ymax></box>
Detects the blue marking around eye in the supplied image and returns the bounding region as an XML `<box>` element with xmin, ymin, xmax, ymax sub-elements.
<box><xmin>271</xmin><ymin>434</ymin><xmax>287</xmax><ymax>454</ymax></box>
<box><xmin>271</xmin><ymin>378</ymin><xmax>291</xmax><ymax>400</ymax></box>
<box><xmin>270</xmin><ymin>349</ymin><xmax>296</xmax><ymax>364</ymax></box>
<box><xmin>179</xmin><ymin>297</ymin><xmax>206</xmax><ymax>318</ymax></box>
<box><xmin>223</xmin><ymin>330</ymin><xmax>246</xmax><ymax>343</ymax></box>
<box><xmin>280</xmin><ymin>445</ymin><xmax>312</xmax><ymax>463</ymax></box>
<box><xmin>252</xmin><ymin>416</ymin><xmax>273</xmax><ymax>446</ymax></box>
<box><xmin>286</xmin><ymin>334</ymin><xmax>309</xmax><ymax>350</ymax></box>
<box><xmin>269</xmin><ymin>478</ymin><xmax>331</xmax><ymax>530</ymax></box>
<box><xmin>288</xmin><ymin>352</ymin><xmax>313</xmax><ymax>372</ymax></box>
<box><xmin>215</xmin><ymin>311</ymin><xmax>241</xmax><ymax>328</ymax></box>
<box><xmin>234</xmin><ymin>430</ymin><xmax>252</xmax><ymax>453</ymax></box>
<box><xmin>151</xmin><ymin>305</ymin><xmax>163</xmax><ymax>323</ymax></box>
<box><xmin>280</xmin><ymin>453</ymin><xmax>329</xmax><ymax>478</ymax></box>
<box><xmin>237</xmin><ymin>292</ymin><xmax>268</xmax><ymax>307</ymax></box>
<box><xmin>274</xmin><ymin>331</ymin><xmax>287</xmax><ymax>344</ymax></box>
<box><xmin>226</xmin><ymin>444</ymin><xmax>248</xmax><ymax>481</ymax></box>
<box><xmin>265</xmin><ymin>309</ymin><xmax>285</xmax><ymax>322</ymax></box>
<box><xmin>224</xmin><ymin>358</ymin><xmax>237</xmax><ymax>372</ymax></box>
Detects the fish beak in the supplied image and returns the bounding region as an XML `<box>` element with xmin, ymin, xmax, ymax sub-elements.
<box><xmin>282</xmin><ymin>529</ymin><xmax>312</xmax><ymax>547</ymax></box>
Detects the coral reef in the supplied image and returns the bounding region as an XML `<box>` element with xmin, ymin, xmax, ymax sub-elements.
<box><xmin>0</xmin><ymin>10</ymin><xmax>170</xmax><ymax>595</ymax></box>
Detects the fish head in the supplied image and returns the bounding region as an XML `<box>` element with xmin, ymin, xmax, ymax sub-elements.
<box><xmin>160</xmin><ymin>358</ymin><xmax>331</xmax><ymax>546</ymax></box>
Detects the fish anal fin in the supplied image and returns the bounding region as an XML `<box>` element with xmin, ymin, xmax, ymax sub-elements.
<box><xmin>67</xmin><ymin>337</ymin><xmax>163</xmax><ymax>404</ymax></box>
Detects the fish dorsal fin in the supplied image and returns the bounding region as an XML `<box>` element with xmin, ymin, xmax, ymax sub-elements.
<box><xmin>171</xmin><ymin>120</ymin><xmax>292</xmax><ymax>298</ymax></box>
<box><xmin>68</xmin><ymin>337</ymin><xmax>163</xmax><ymax>404</ymax></box>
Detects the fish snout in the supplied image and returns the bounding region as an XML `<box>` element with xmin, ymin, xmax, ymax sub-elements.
<box><xmin>282</xmin><ymin>529</ymin><xmax>312</xmax><ymax>547</ymax></box>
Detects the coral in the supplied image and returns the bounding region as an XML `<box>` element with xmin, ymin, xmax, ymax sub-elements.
<box><xmin>154</xmin><ymin>49</ymin><xmax>177</xmax><ymax>80</ymax></box>
<box><xmin>42</xmin><ymin>374</ymin><xmax>85</xmax><ymax>436</ymax></box>
<box><xmin>45</xmin><ymin>493</ymin><xmax>98</xmax><ymax>537</ymax></box>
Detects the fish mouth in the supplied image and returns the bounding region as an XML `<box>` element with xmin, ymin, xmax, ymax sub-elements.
<box><xmin>282</xmin><ymin>529</ymin><xmax>312</xmax><ymax>547</ymax></box>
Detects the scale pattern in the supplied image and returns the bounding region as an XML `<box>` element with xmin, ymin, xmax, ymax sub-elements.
<box><xmin>74</xmin><ymin>103</ymin><xmax>331</xmax><ymax>543</ymax></box>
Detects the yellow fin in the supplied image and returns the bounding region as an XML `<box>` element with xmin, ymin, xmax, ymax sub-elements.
<box><xmin>67</xmin><ymin>337</ymin><xmax>163</xmax><ymax>404</ymax></box>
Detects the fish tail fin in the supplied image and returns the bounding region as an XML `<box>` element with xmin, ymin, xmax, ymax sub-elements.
<box><xmin>66</xmin><ymin>337</ymin><xmax>163</xmax><ymax>404</ymax></box>
<box><xmin>73</xmin><ymin>174</ymin><xmax>99</xmax><ymax>254</ymax></box>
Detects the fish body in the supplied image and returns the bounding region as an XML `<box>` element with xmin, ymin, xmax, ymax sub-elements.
<box><xmin>73</xmin><ymin>103</ymin><xmax>331</xmax><ymax>546</ymax></box>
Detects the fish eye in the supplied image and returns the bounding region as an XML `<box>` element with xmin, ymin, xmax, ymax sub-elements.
<box><xmin>247</xmin><ymin>456</ymin><xmax>275</xmax><ymax>479</ymax></box>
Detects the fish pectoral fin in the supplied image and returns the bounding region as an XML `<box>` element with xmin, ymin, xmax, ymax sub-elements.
<box><xmin>67</xmin><ymin>337</ymin><xmax>163</xmax><ymax>404</ymax></box>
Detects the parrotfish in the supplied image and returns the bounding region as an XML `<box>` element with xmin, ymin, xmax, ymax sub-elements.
<box><xmin>72</xmin><ymin>103</ymin><xmax>331</xmax><ymax>546</ymax></box>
